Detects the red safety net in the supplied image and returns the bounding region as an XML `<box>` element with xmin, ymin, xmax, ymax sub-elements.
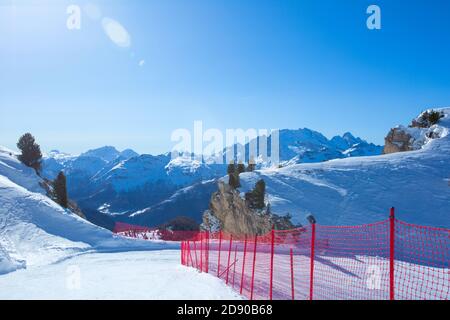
<box><xmin>113</xmin><ymin>222</ymin><xmax>200</xmax><ymax>241</ymax></box>
<box><xmin>181</xmin><ymin>211</ymin><xmax>449</xmax><ymax>300</ymax></box>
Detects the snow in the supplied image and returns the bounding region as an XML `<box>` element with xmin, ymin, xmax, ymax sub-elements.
<box><xmin>0</xmin><ymin>148</ymin><xmax>178</xmax><ymax>275</ymax></box>
<box><xmin>0</xmin><ymin>146</ymin><xmax>44</xmax><ymax>194</ymax></box>
<box><xmin>0</xmin><ymin>148</ymin><xmax>242</xmax><ymax>299</ymax></box>
<box><xmin>0</xmin><ymin>251</ymin><xmax>242</xmax><ymax>299</ymax></box>
<box><xmin>238</xmin><ymin>108</ymin><xmax>450</xmax><ymax>228</ymax></box>
<box><xmin>214</xmin><ymin>248</ymin><xmax>449</xmax><ymax>300</ymax></box>
<box><xmin>1</xmin><ymin>109</ymin><xmax>448</xmax><ymax>299</ymax></box>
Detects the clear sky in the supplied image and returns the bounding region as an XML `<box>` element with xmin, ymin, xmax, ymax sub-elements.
<box><xmin>1</xmin><ymin>0</ymin><xmax>450</xmax><ymax>155</ymax></box>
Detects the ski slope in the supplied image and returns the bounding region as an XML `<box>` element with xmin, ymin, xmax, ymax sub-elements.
<box><xmin>0</xmin><ymin>250</ymin><xmax>241</xmax><ymax>299</ymax></box>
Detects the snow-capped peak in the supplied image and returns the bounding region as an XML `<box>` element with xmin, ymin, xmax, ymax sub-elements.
<box><xmin>120</xmin><ymin>149</ymin><xmax>139</xmax><ymax>159</ymax></box>
<box><xmin>80</xmin><ymin>146</ymin><xmax>121</xmax><ymax>162</ymax></box>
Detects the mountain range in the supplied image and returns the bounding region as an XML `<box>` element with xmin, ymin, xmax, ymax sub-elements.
<box><xmin>41</xmin><ymin>129</ymin><xmax>383</xmax><ymax>228</ymax></box>
<box><xmin>129</xmin><ymin>108</ymin><xmax>450</xmax><ymax>228</ymax></box>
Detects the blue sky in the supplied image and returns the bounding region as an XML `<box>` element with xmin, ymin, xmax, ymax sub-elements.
<box><xmin>1</xmin><ymin>0</ymin><xmax>450</xmax><ymax>154</ymax></box>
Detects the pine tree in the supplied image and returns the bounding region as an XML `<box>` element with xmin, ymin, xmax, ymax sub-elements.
<box><xmin>247</xmin><ymin>157</ymin><xmax>256</xmax><ymax>172</ymax></box>
<box><xmin>253</xmin><ymin>179</ymin><xmax>266</xmax><ymax>209</ymax></box>
<box><xmin>16</xmin><ymin>133</ymin><xmax>42</xmax><ymax>172</ymax></box>
<box><xmin>54</xmin><ymin>171</ymin><xmax>68</xmax><ymax>208</ymax></box>
<box><xmin>245</xmin><ymin>179</ymin><xmax>266</xmax><ymax>209</ymax></box>
<box><xmin>237</xmin><ymin>161</ymin><xmax>246</xmax><ymax>174</ymax></box>
<box><xmin>227</xmin><ymin>162</ymin><xmax>240</xmax><ymax>189</ymax></box>
<box><xmin>428</xmin><ymin>111</ymin><xmax>443</xmax><ymax>125</ymax></box>
<box><xmin>227</xmin><ymin>162</ymin><xmax>236</xmax><ymax>176</ymax></box>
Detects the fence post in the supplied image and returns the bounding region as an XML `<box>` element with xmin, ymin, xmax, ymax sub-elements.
<box><xmin>269</xmin><ymin>227</ymin><xmax>275</xmax><ymax>300</ymax></box>
<box><xmin>200</xmin><ymin>232</ymin><xmax>205</xmax><ymax>272</ymax></box>
<box><xmin>217</xmin><ymin>231</ymin><xmax>223</xmax><ymax>277</ymax></box>
<box><xmin>290</xmin><ymin>247</ymin><xmax>295</xmax><ymax>300</ymax></box>
<box><xmin>226</xmin><ymin>235</ymin><xmax>233</xmax><ymax>284</ymax></box>
<box><xmin>184</xmin><ymin>240</ymin><xmax>189</xmax><ymax>267</ymax></box>
<box><xmin>389</xmin><ymin>207</ymin><xmax>395</xmax><ymax>301</ymax></box>
<box><xmin>193</xmin><ymin>241</ymin><xmax>198</xmax><ymax>269</ymax></box>
<box><xmin>240</xmin><ymin>235</ymin><xmax>248</xmax><ymax>295</ymax></box>
<box><xmin>181</xmin><ymin>241</ymin><xmax>184</xmax><ymax>265</ymax></box>
<box><xmin>309</xmin><ymin>222</ymin><xmax>316</xmax><ymax>301</ymax></box>
<box><xmin>250</xmin><ymin>234</ymin><xmax>258</xmax><ymax>300</ymax></box>
<box><xmin>232</xmin><ymin>244</ymin><xmax>237</xmax><ymax>288</ymax></box>
<box><xmin>205</xmin><ymin>231</ymin><xmax>209</xmax><ymax>273</ymax></box>
<box><xmin>187</xmin><ymin>240</ymin><xmax>191</xmax><ymax>266</ymax></box>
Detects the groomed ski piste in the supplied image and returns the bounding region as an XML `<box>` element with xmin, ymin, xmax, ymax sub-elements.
<box><xmin>0</xmin><ymin>108</ymin><xmax>449</xmax><ymax>299</ymax></box>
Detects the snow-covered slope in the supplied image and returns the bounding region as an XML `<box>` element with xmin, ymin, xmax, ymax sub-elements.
<box><xmin>238</xmin><ymin>108</ymin><xmax>450</xmax><ymax>227</ymax></box>
<box><xmin>0</xmin><ymin>148</ymin><xmax>243</xmax><ymax>300</ymax></box>
<box><xmin>0</xmin><ymin>147</ymin><xmax>175</xmax><ymax>275</ymax></box>
<box><xmin>0</xmin><ymin>250</ymin><xmax>242</xmax><ymax>299</ymax></box>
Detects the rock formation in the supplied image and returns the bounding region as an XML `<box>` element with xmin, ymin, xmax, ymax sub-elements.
<box><xmin>383</xmin><ymin>128</ymin><xmax>414</xmax><ymax>154</ymax></box>
<box><xmin>383</xmin><ymin>109</ymin><xmax>445</xmax><ymax>154</ymax></box>
<box><xmin>202</xmin><ymin>181</ymin><xmax>295</xmax><ymax>235</ymax></box>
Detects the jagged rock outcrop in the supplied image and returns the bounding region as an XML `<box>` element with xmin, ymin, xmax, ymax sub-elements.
<box><xmin>202</xmin><ymin>181</ymin><xmax>295</xmax><ymax>235</ymax></box>
<box><xmin>383</xmin><ymin>128</ymin><xmax>414</xmax><ymax>154</ymax></box>
<box><xmin>383</xmin><ymin>109</ymin><xmax>446</xmax><ymax>154</ymax></box>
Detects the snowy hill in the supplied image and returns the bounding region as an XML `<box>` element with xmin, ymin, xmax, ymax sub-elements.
<box><xmin>0</xmin><ymin>147</ymin><xmax>175</xmax><ymax>275</ymax></box>
<box><xmin>238</xmin><ymin>108</ymin><xmax>450</xmax><ymax>227</ymax></box>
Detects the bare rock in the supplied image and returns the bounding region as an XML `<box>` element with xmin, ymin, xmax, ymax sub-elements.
<box><xmin>202</xmin><ymin>181</ymin><xmax>296</xmax><ymax>235</ymax></box>
<box><xmin>383</xmin><ymin>128</ymin><xmax>413</xmax><ymax>154</ymax></box>
<box><xmin>383</xmin><ymin>109</ymin><xmax>446</xmax><ymax>155</ymax></box>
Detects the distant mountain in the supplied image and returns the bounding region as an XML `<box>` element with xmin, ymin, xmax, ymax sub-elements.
<box><xmin>80</xmin><ymin>146</ymin><xmax>121</xmax><ymax>162</ymax></box>
<box><xmin>40</xmin><ymin>129</ymin><xmax>382</xmax><ymax>227</ymax></box>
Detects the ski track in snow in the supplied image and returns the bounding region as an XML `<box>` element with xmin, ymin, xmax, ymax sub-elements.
<box><xmin>0</xmin><ymin>250</ymin><xmax>242</xmax><ymax>300</ymax></box>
